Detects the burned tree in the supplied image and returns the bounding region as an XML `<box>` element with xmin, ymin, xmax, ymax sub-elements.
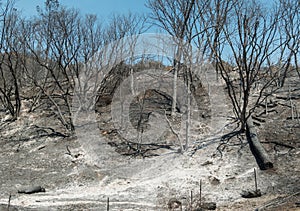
<box><xmin>0</xmin><ymin>0</ymin><xmax>24</xmax><ymax>121</ymax></box>
<box><xmin>200</xmin><ymin>0</ymin><xmax>287</xmax><ymax>132</ymax></box>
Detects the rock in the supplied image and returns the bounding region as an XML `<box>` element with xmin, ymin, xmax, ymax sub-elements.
<box><xmin>18</xmin><ymin>186</ymin><xmax>45</xmax><ymax>194</ymax></box>
<box><xmin>241</xmin><ymin>189</ymin><xmax>261</xmax><ymax>198</ymax></box>
<box><xmin>193</xmin><ymin>208</ymin><xmax>205</xmax><ymax>211</ymax></box>
<box><xmin>201</xmin><ymin>202</ymin><xmax>217</xmax><ymax>210</ymax></box>
<box><xmin>209</xmin><ymin>176</ymin><xmax>220</xmax><ymax>185</ymax></box>
<box><xmin>201</xmin><ymin>160</ymin><xmax>213</xmax><ymax>166</ymax></box>
<box><xmin>168</xmin><ymin>198</ymin><xmax>182</xmax><ymax>210</ymax></box>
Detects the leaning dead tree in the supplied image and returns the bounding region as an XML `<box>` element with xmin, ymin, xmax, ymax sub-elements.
<box><xmin>246</xmin><ymin>116</ymin><xmax>273</xmax><ymax>170</ymax></box>
<box><xmin>147</xmin><ymin>0</ymin><xmax>298</xmax><ymax>162</ymax></box>
<box><xmin>199</xmin><ymin>0</ymin><xmax>290</xmax><ymax>132</ymax></box>
<box><xmin>192</xmin><ymin>0</ymin><xmax>299</xmax><ymax>168</ymax></box>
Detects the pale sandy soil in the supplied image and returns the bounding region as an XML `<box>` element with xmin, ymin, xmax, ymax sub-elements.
<box><xmin>0</xmin><ymin>71</ymin><xmax>299</xmax><ymax>210</ymax></box>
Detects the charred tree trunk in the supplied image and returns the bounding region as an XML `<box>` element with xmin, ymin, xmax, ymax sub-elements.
<box><xmin>246</xmin><ymin>116</ymin><xmax>273</xmax><ymax>170</ymax></box>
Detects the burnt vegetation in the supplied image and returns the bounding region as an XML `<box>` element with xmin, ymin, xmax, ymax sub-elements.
<box><xmin>0</xmin><ymin>0</ymin><xmax>298</xmax><ymax>168</ymax></box>
<box><xmin>0</xmin><ymin>0</ymin><xmax>299</xmax><ymax>210</ymax></box>
<box><xmin>0</xmin><ymin>0</ymin><xmax>298</xmax><ymax>165</ymax></box>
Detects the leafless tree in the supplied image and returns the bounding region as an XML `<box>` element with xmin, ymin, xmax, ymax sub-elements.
<box><xmin>195</xmin><ymin>0</ymin><xmax>237</xmax><ymax>76</ymax></box>
<box><xmin>147</xmin><ymin>0</ymin><xmax>197</xmax><ymax>150</ymax></box>
<box><xmin>200</xmin><ymin>0</ymin><xmax>288</xmax><ymax>132</ymax></box>
<box><xmin>147</xmin><ymin>0</ymin><xmax>196</xmax><ymax>114</ymax></box>
<box><xmin>24</xmin><ymin>0</ymin><xmax>92</xmax><ymax>132</ymax></box>
<box><xmin>97</xmin><ymin>13</ymin><xmax>149</xmax><ymax>144</ymax></box>
<box><xmin>0</xmin><ymin>0</ymin><xmax>24</xmax><ymax>120</ymax></box>
<box><xmin>276</xmin><ymin>0</ymin><xmax>300</xmax><ymax>85</ymax></box>
<box><xmin>104</xmin><ymin>12</ymin><xmax>148</xmax><ymax>95</ymax></box>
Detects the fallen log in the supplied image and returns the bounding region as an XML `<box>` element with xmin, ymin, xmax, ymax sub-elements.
<box><xmin>252</xmin><ymin>115</ymin><xmax>266</xmax><ymax>123</ymax></box>
<box><xmin>241</xmin><ymin>189</ymin><xmax>261</xmax><ymax>198</ymax></box>
<box><xmin>260</xmin><ymin>141</ymin><xmax>295</xmax><ymax>150</ymax></box>
<box><xmin>246</xmin><ymin>116</ymin><xmax>273</xmax><ymax>170</ymax></box>
<box><xmin>18</xmin><ymin>186</ymin><xmax>45</xmax><ymax>194</ymax></box>
<box><xmin>276</xmin><ymin>95</ymin><xmax>300</xmax><ymax>100</ymax></box>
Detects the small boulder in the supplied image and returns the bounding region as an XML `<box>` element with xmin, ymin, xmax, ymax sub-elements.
<box><xmin>168</xmin><ymin>198</ymin><xmax>182</xmax><ymax>210</ymax></box>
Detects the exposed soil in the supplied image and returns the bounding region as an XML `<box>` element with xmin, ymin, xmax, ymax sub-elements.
<box><xmin>0</xmin><ymin>70</ymin><xmax>299</xmax><ymax>210</ymax></box>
